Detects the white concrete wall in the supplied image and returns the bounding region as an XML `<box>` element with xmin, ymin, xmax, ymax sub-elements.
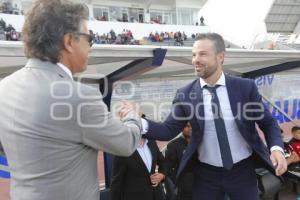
<box><xmin>175</xmin><ymin>0</ymin><xmax>205</xmax><ymax>9</ymax></box>
<box><xmin>92</xmin><ymin>0</ymin><xmax>144</xmax><ymax>8</ymax></box>
<box><xmin>0</xmin><ymin>13</ymin><xmax>24</xmax><ymax>32</ymax></box>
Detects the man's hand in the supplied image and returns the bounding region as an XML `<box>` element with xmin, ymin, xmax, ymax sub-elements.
<box><xmin>117</xmin><ymin>101</ymin><xmax>140</xmax><ymax>119</ymax></box>
<box><xmin>150</xmin><ymin>172</ymin><xmax>165</xmax><ymax>187</ymax></box>
<box><xmin>270</xmin><ymin>150</ymin><xmax>287</xmax><ymax>176</ymax></box>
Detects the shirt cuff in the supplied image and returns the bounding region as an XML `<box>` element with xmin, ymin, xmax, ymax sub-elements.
<box><xmin>141</xmin><ymin>118</ymin><xmax>149</xmax><ymax>135</ymax></box>
<box><xmin>270</xmin><ymin>146</ymin><xmax>284</xmax><ymax>154</ymax></box>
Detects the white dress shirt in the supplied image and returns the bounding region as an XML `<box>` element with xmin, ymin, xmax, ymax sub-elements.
<box><xmin>137</xmin><ymin>139</ymin><xmax>152</xmax><ymax>173</ymax></box>
<box><xmin>197</xmin><ymin>73</ymin><xmax>253</xmax><ymax>166</ymax></box>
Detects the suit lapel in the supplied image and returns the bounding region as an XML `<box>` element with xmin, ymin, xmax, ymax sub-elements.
<box><xmin>147</xmin><ymin>141</ymin><xmax>156</xmax><ymax>173</ymax></box>
<box><xmin>190</xmin><ymin>79</ymin><xmax>204</xmax><ymax>132</ymax></box>
<box><xmin>226</xmin><ymin>75</ymin><xmax>239</xmax><ymax>118</ymax></box>
<box><xmin>133</xmin><ymin>146</ymin><xmax>151</xmax><ymax>174</ymax></box>
<box><xmin>225</xmin><ymin>75</ymin><xmax>242</xmax><ymax>126</ymax></box>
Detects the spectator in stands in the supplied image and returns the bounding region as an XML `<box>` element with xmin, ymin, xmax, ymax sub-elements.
<box><xmin>183</xmin><ymin>32</ymin><xmax>187</xmax><ymax>40</ymax></box>
<box><xmin>5</xmin><ymin>24</ymin><xmax>17</xmax><ymax>40</ymax></box>
<box><xmin>0</xmin><ymin>28</ymin><xmax>5</xmax><ymax>40</ymax></box>
<box><xmin>160</xmin><ymin>32</ymin><xmax>164</xmax><ymax>42</ymax></box>
<box><xmin>174</xmin><ymin>32</ymin><xmax>183</xmax><ymax>46</ymax></box>
<box><xmin>200</xmin><ymin>16</ymin><xmax>205</xmax><ymax>25</ymax></box>
<box><xmin>110</xmin><ymin>29</ymin><xmax>116</xmax><ymax>41</ymax></box>
<box><xmin>12</xmin><ymin>3</ymin><xmax>19</xmax><ymax>14</ymax></box>
<box><xmin>165</xmin><ymin>122</ymin><xmax>193</xmax><ymax>200</ymax></box>
<box><xmin>0</xmin><ymin>18</ymin><xmax>6</xmax><ymax>30</ymax></box>
<box><xmin>154</xmin><ymin>32</ymin><xmax>160</xmax><ymax>42</ymax></box>
<box><xmin>2</xmin><ymin>1</ymin><xmax>13</xmax><ymax>14</ymax></box>
<box><xmin>0</xmin><ymin>0</ymin><xmax>142</xmax><ymax>200</ymax></box>
<box><xmin>111</xmin><ymin>115</ymin><xmax>166</xmax><ymax>200</ymax></box>
<box><xmin>9</xmin><ymin>29</ymin><xmax>18</xmax><ymax>41</ymax></box>
<box><xmin>286</xmin><ymin>126</ymin><xmax>300</xmax><ymax>166</ymax></box>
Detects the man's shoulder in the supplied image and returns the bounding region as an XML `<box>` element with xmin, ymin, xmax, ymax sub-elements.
<box><xmin>177</xmin><ymin>79</ymin><xmax>198</xmax><ymax>93</ymax></box>
<box><xmin>167</xmin><ymin>136</ymin><xmax>185</xmax><ymax>148</ymax></box>
<box><xmin>226</xmin><ymin>74</ymin><xmax>254</xmax><ymax>85</ymax></box>
<box><xmin>73</xmin><ymin>81</ymin><xmax>102</xmax><ymax>98</ymax></box>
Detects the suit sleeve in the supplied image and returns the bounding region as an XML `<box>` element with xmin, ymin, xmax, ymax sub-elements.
<box><xmin>110</xmin><ymin>156</ymin><xmax>127</xmax><ymax>200</ymax></box>
<box><xmin>145</xmin><ymin>89</ymin><xmax>190</xmax><ymax>141</ymax></box>
<box><xmin>249</xmin><ymin>81</ymin><xmax>283</xmax><ymax>149</ymax></box>
<box><xmin>164</xmin><ymin>142</ymin><xmax>178</xmax><ymax>183</ymax></box>
<box><xmin>78</xmin><ymin>85</ymin><xmax>141</xmax><ymax>156</ymax></box>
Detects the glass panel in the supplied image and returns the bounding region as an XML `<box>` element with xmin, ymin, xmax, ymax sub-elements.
<box><xmin>93</xmin><ymin>7</ymin><xmax>109</xmax><ymax>21</ymax></box>
<box><xmin>171</xmin><ymin>12</ymin><xmax>177</xmax><ymax>24</ymax></box>
<box><xmin>163</xmin><ymin>14</ymin><xmax>171</xmax><ymax>24</ymax></box>
<box><xmin>138</xmin><ymin>13</ymin><xmax>144</xmax><ymax>23</ymax></box>
<box><xmin>178</xmin><ymin>8</ymin><xmax>191</xmax><ymax>25</ymax></box>
<box><xmin>122</xmin><ymin>9</ymin><xmax>128</xmax><ymax>22</ymax></box>
<box><xmin>181</xmin><ymin>12</ymin><xmax>190</xmax><ymax>25</ymax></box>
<box><xmin>109</xmin><ymin>6</ymin><xmax>122</xmax><ymax>21</ymax></box>
<box><xmin>103</xmin><ymin>10</ymin><xmax>109</xmax><ymax>21</ymax></box>
<box><xmin>150</xmin><ymin>11</ymin><xmax>163</xmax><ymax>24</ymax></box>
<box><xmin>129</xmin><ymin>8</ymin><xmax>143</xmax><ymax>23</ymax></box>
<box><xmin>93</xmin><ymin>8</ymin><xmax>102</xmax><ymax>20</ymax></box>
<box><xmin>192</xmin><ymin>9</ymin><xmax>199</xmax><ymax>25</ymax></box>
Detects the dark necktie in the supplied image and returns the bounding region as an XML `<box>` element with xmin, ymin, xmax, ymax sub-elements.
<box><xmin>205</xmin><ymin>85</ymin><xmax>234</xmax><ymax>170</ymax></box>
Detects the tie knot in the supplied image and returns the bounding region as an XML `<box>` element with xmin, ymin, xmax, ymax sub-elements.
<box><xmin>204</xmin><ymin>85</ymin><xmax>219</xmax><ymax>94</ymax></box>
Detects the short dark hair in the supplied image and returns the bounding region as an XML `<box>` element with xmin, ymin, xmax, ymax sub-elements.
<box><xmin>291</xmin><ymin>126</ymin><xmax>300</xmax><ymax>133</ymax></box>
<box><xmin>195</xmin><ymin>33</ymin><xmax>226</xmax><ymax>53</ymax></box>
<box><xmin>22</xmin><ymin>0</ymin><xmax>89</xmax><ymax>63</ymax></box>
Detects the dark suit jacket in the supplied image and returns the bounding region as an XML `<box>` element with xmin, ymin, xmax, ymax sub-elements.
<box><xmin>165</xmin><ymin>136</ymin><xmax>193</xmax><ymax>200</ymax></box>
<box><xmin>145</xmin><ymin>75</ymin><xmax>283</xmax><ymax>180</ymax></box>
<box><xmin>110</xmin><ymin>140</ymin><xmax>166</xmax><ymax>200</ymax></box>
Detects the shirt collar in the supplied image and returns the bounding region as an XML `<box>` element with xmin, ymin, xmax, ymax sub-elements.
<box><xmin>56</xmin><ymin>62</ymin><xmax>73</xmax><ymax>80</ymax></box>
<box><xmin>138</xmin><ymin>139</ymin><xmax>148</xmax><ymax>148</ymax></box>
<box><xmin>199</xmin><ymin>72</ymin><xmax>226</xmax><ymax>88</ymax></box>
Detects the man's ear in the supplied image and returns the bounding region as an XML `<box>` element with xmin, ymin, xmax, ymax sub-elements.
<box><xmin>63</xmin><ymin>33</ymin><xmax>74</xmax><ymax>53</ymax></box>
<box><xmin>218</xmin><ymin>52</ymin><xmax>225</xmax><ymax>65</ymax></box>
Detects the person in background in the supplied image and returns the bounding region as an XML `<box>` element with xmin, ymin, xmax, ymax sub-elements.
<box><xmin>111</xmin><ymin>114</ymin><xmax>166</xmax><ymax>200</ymax></box>
<box><xmin>111</xmin><ymin>136</ymin><xmax>166</xmax><ymax>200</ymax></box>
<box><xmin>165</xmin><ymin>122</ymin><xmax>193</xmax><ymax>200</ymax></box>
<box><xmin>285</xmin><ymin>126</ymin><xmax>300</xmax><ymax>166</ymax></box>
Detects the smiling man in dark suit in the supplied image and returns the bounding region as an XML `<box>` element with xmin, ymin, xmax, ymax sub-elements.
<box><xmin>138</xmin><ymin>33</ymin><xmax>287</xmax><ymax>200</ymax></box>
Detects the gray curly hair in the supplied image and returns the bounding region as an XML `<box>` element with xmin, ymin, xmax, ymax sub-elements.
<box><xmin>22</xmin><ymin>0</ymin><xmax>89</xmax><ymax>63</ymax></box>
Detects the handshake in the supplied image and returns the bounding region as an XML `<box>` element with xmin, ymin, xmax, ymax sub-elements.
<box><xmin>117</xmin><ymin>101</ymin><xmax>141</xmax><ymax>119</ymax></box>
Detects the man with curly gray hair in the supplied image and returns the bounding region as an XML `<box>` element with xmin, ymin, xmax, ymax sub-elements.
<box><xmin>0</xmin><ymin>0</ymin><xmax>142</xmax><ymax>199</ymax></box>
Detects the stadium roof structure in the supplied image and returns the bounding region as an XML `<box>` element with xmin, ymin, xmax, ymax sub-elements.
<box><xmin>1</xmin><ymin>41</ymin><xmax>300</xmax><ymax>82</ymax></box>
<box><xmin>265</xmin><ymin>0</ymin><xmax>300</xmax><ymax>33</ymax></box>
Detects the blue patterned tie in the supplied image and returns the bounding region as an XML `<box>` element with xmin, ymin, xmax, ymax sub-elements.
<box><xmin>205</xmin><ymin>85</ymin><xmax>234</xmax><ymax>170</ymax></box>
